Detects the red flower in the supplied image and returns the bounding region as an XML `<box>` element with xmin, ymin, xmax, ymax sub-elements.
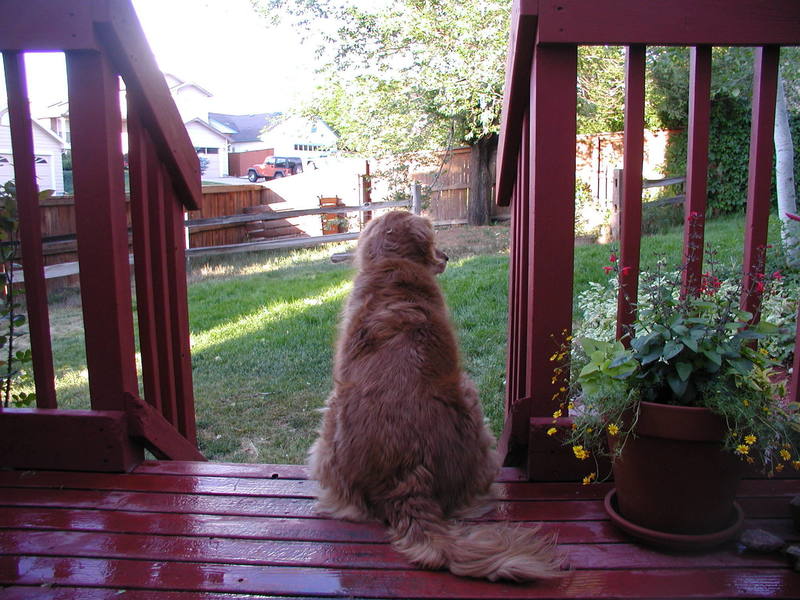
<box><xmin>621</xmin><ymin>266</ymin><xmax>632</xmax><ymax>277</ymax></box>
<box><xmin>609</xmin><ymin>253</ymin><xmax>617</xmax><ymax>263</ymax></box>
<box><xmin>755</xmin><ymin>281</ymin><xmax>765</xmax><ymax>293</ymax></box>
<box><xmin>603</xmin><ymin>266</ymin><xmax>614</xmax><ymax>274</ymax></box>
<box><xmin>773</xmin><ymin>271</ymin><xmax>783</xmax><ymax>281</ymax></box>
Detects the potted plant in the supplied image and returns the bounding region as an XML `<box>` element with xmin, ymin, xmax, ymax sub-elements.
<box><xmin>555</xmin><ymin>244</ymin><xmax>799</xmax><ymax>549</ymax></box>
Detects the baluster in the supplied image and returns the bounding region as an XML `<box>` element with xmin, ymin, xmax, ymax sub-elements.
<box><xmin>682</xmin><ymin>45</ymin><xmax>712</xmax><ymax>297</ymax></box>
<box><xmin>66</xmin><ymin>50</ymin><xmax>138</xmax><ymax>409</ymax></box>
<box><xmin>616</xmin><ymin>45</ymin><xmax>646</xmax><ymax>342</ymax></box>
<box><xmin>2</xmin><ymin>51</ymin><xmax>57</xmax><ymax>408</ymax></box>
<box><xmin>741</xmin><ymin>46</ymin><xmax>780</xmax><ymax>321</ymax></box>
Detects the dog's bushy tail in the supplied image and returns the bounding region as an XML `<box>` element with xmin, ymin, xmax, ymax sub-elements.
<box><xmin>386</xmin><ymin>485</ymin><xmax>564</xmax><ymax>582</ymax></box>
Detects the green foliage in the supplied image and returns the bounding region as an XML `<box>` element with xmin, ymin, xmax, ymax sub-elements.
<box><xmin>577</xmin><ymin>46</ymin><xmax>626</xmax><ymax>135</ymax></box>
<box><xmin>564</xmin><ymin>239</ymin><xmax>800</xmax><ymax>476</ymax></box>
<box><xmin>255</xmin><ymin>0</ymin><xmax>511</xmax><ymax>157</ymax></box>
<box><xmin>652</xmin><ymin>46</ymin><xmax>800</xmax><ymax>215</ymax></box>
<box><xmin>0</xmin><ymin>182</ymin><xmax>37</xmax><ymax>408</ymax></box>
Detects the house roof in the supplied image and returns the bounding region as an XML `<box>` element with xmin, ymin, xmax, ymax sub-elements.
<box><xmin>208</xmin><ymin>112</ymin><xmax>283</xmax><ymax>143</ymax></box>
<box><xmin>165</xmin><ymin>73</ymin><xmax>213</xmax><ymax>98</ymax></box>
<box><xmin>185</xmin><ymin>118</ymin><xmax>232</xmax><ymax>142</ymax></box>
<box><xmin>1</xmin><ymin>108</ymin><xmax>68</xmax><ymax>148</ymax></box>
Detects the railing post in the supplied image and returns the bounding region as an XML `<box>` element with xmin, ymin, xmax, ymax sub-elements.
<box><xmin>681</xmin><ymin>46</ymin><xmax>712</xmax><ymax>297</ymax></box>
<box><xmin>66</xmin><ymin>50</ymin><xmax>139</xmax><ymax>410</ymax></box>
<box><xmin>615</xmin><ymin>45</ymin><xmax>646</xmax><ymax>343</ymax></box>
<box><xmin>741</xmin><ymin>46</ymin><xmax>780</xmax><ymax>320</ymax></box>
<box><xmin>523</xmin><ymin>43</ymin><xmax>578</xmax><ymax>477</ymax></box>
<box><xmin>2</xmin><ymin>51</ymin><xmax>57</xmax><ymax>408</ymax></box>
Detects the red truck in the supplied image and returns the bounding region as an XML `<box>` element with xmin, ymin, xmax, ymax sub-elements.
<box><xmin>247</xmin><ymin>156</ymin><xmax>303</xmax><ymax>182</ymax></box>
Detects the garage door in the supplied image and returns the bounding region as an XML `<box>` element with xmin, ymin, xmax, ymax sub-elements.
<box><xmin>0</xmin><ymin>154</ymin><xmax>13</xmax><ymax>184</ymax></box>
<box><xmin>0</xmin><ymin>153</ymin><xmax>54</xmax><ymax>191</ymax></box>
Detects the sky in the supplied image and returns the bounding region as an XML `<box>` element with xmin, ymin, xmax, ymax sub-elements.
<box><xmin>4</xmin><ymin>0</ymin><xmax>322</xmax><ymax>116</ymax></box>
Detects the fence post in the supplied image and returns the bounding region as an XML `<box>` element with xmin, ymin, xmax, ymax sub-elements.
<box><xmin>611</xmin><ymin>168</ymin><xmax>623</xmax><ymax>242</ymax></box>
<box><xmin>411</xmin><ymin>182</ymin><xmax>422</xmax><ymax>215</ymax></box>
<box><xmin>361</xmin><ymin>160</ymin><xmax>373</xmax><ymax>226</ymax></box>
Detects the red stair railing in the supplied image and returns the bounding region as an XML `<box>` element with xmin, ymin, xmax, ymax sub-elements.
<box><xmin>496</xmin><ymin>0</ymin><xmax>800</xmax><ymax>479</ymax></box>
<box><xmin>0</xmin><ymin>0</ymin><xmax>204</xmax><ymax>470</ymax></box>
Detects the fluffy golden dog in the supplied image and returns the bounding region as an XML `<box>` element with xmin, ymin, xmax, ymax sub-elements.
<box><xmin>309</xmin><ymin>211</ymin><xmax>561</xmax><ymax>581</ymax></box>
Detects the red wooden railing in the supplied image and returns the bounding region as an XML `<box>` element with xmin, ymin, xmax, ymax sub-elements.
<box><xmin>496</xmin><ymin>0</ymin><xmax>800</xmax><ymax>479</ymax></box>
<box><xmin>0</xmin><ymin>0</ymin><xmax>204</xmax><ymax>470</ymax></box>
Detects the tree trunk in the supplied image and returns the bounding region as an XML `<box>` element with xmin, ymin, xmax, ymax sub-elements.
<box><xmin>774</xmin><ymin>74</ymin><xmax>800</xmax><ymax>268</ymax></box>
<box><xmin>468</xmin><ymin>134</ymin><xmax>498</xmax><ymax>226</ymax></box>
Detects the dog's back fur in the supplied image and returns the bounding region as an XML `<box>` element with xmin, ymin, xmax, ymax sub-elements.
<box><xmin>309</xmin><ymin>211</ymin><xmax>562</xmax><ymax>581</ymax></box>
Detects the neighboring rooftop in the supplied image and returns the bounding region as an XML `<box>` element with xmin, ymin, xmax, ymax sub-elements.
<box><xmin>208</xmin><ymin>112</ymin><xmax>284</xmax><ymax>143</ymax></box>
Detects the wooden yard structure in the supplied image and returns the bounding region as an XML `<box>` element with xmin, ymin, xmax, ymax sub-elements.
<box><xmin>0</xmin><ymin>0</ymin><xmax>799</xmax><ymax>597</ymax></box>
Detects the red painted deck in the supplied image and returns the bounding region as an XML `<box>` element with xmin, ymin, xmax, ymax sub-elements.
<box><xmin>1</xmin><ymin>462</ymin><xmax>798</xmax><ymax>599</ymax></box>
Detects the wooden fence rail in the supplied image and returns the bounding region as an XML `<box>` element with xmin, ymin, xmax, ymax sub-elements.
<box><xmin>610</xmin><ymin>170</ymin><xmax>687</xmax><ymax>240</ymax></box>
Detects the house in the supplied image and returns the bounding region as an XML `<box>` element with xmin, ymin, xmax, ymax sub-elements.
<box><xmin>165</xmin><ymin>75</ymin><xmax>231</xmax><ymax>177</ymax></box>
<box><xmin>33</xmin><ymin>73</ymin><xmax>232</xmax><ymax>178</ymax></box>
<box><xmin>212</xmin><ymin>112</ymin><xmax>338</xmax><ymax>175</ymax></box>
<box><xmin>208</xmin><ymin>112</ymin><xmax>283</xmax><ymax>153</ymax></box>
<box><xmin>262</xmin><ymin>116</ymin><xmax>338</xmax><ymax>163</ymax></box>
<box><xmin>0</xmin><ymin>107</ymin><xmax>67</xmax><ymax>195</ymax></box>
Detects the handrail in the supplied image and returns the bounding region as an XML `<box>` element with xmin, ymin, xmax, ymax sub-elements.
<box><xmin>0</xmin><ymin>0</ymin><xmax>203</xmax><ymax>469</ymax></box>
<box><xmin>497</xmin><ymin>0</ymin><xmax>800</xmax><ymax>477</ymax></box>
<box><xmin>96</xmin><ymin>0</ymin><xmax>202</xmax><ymax>210</ymax></box>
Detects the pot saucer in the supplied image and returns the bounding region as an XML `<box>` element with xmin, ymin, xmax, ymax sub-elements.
<box><xmin>604</xmin><ymin>488</ymin><xmax>744</xmax><ymax>551</ymax></box>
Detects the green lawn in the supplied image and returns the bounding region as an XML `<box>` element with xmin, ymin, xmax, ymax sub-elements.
<box><xmin>32</xmin><ymin>215</ymin><xmax>791</xmax><ymax>463</ymax></box>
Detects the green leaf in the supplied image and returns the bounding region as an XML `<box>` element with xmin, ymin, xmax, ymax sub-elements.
<box><xmin>667</xmin><ymin>373</ymin><xmax>688</xmax><ymax>397</ymax></box>
<box><xmin>662</xmin><ymin>340</ymin><xmax>684</xmax><ymax>361</ymax></box>
<box><xmin>702</xmin><ymin>349</ymin><xmax>722</xmax><ymax>365</ymax></box>
<box><xmin>680</xmin><ymin>335</ymin><xmax>698</xmax><ymax>352</ymax></box>
<box><xmin>676</xmin><ymin>361</ymin><xmax>693</xmax><ymax>381</ymax></box>
<box><xmin>728</xmin><ymin>358</ymin><xmax>753</xmax><ymax>375</ymax></box>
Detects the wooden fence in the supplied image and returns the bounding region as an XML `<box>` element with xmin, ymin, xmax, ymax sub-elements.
<box><xmin>412</xmin><ymin>146</ymin><xmax>511</xmax><ymax>224</ymax></box>
<box><xmin>610</xmin><ymin>169</ymin><xmax>687</xmax><ymax>240</ymax></box>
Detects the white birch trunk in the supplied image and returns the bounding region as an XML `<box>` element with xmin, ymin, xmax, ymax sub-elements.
<box><xmin>774</xmin><ymin>74</ymin><xmax>800</xmax><ymax>267</ymax></box>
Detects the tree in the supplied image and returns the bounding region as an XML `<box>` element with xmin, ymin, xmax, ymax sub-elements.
<box><xmin>774</xmin><ymin>74</ymin><xmax>800</xmax><ymax>267</ymax></box>
<box><xmin>253</xmin><ymin>0</ymin><xmax>510</xmax><ymax>224</ymax></box>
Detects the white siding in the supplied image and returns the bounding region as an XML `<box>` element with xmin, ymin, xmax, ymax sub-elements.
<box><xmin>0</xmin><ymin>121</ymin><xmax>66</xmax><ymax>195</ymax></box>
<box><xmin>186</xmin><ymin>121</ymin><xmax>229</xmax><ymax>177</ymax></box>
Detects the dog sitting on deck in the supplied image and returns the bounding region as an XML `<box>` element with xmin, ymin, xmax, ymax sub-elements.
<box><xmin>309</xmin><ymin>211</ymin><xmax>562</xmax><ymax>582</ymax></box>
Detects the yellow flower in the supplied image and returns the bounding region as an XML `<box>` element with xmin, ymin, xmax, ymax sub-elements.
<box><xmin>746</xmin><ymin>456</ymin><xmax>755</xmax><ymax>464</ymax></box>
<box><xmin>565</xmin><ymin>335</ymin><xmax>573</xmax><ymax>342</ymax></box>
<box><xmin>735</xmin><ymin>444</ymin><xmax>750</xmax><ymax>455</ymax></box>
<box><xmin>775</xmin><ymin>463</ymin><xmax>785</xmax><ymax>473</ymax></box>
<box><xmin>607</xmin><ymin>423</ymin><xmax>620</xmax><ymax>436</ymax></box>
<box><xmin>553</xmin><ymin>409</ymin><xmax>562</xmax><ymax>419</ymax></box>
<box><xmin>793</xmin><ymin>461</ymin><xmax>800</xmax><ymax>471</ymax></box>
<box><xmin>568</xmin><ymin>402</ymin><xmax>575</xmax><ymax>410</ymax></box>
<box><xmin>780</xmin><ymin>449</ymin><xmax>791</xmax><ymax>461</ymax></box>
<box><xmin>547</xmin><ymin>427</ymin><xmax>557</xmax><ymax>437</ymax></box>
<box><xmin>559</xmin><ymin>386</ymin><xmax>567</xmax><ymax>393</ymax></box>
<box><xmin>744</xmin><ymin>435</ymin><xmax>757</xmax><ymax>445</ymax></box>
<box><xmin>572</xmin><ymin>445</ymin><xmax>590</xmax><ymax>460</ymax></box>
<box><xmin>742</xmin><ymin>399</ymin><xmax>750</xmax><ymax>407</ymax></box>
<box><xmin>582</xmin><ymin>472</ymin><xmax>596</xmax><ymax>485</ymax></box>
<box><xmin>551</xmin><ymin>376</ymin><xmax>558</xmax><ymax>384</ymax></box>
<box><xmin>549</xmin><ymin>353</ymin><xmax>558</xmax><ymax>362</ymax></box>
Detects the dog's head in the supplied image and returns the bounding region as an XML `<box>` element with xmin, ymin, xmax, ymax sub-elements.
<box><xmin>357</xmin><ymin>211</ymin><xmax>449</xmax><ymax>274</ymax></box>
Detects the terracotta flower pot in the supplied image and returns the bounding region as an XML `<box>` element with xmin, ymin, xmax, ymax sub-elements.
<box><xmin>607</xmin><ymin>401</ymin><xmax>744</xmax><ymax>542</ymax></box>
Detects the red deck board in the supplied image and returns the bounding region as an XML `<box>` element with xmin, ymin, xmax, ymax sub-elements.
<box><xmin>0</xmin><ymin>529</ymin><xmax>789</xmax><ymax>571</ymax></box>
<box><xmin>1</xmin><ymin>462</ymin><xmax>797</xmax><ymax>598</ymax></box>
<box><xmin>3</xmin><ymin>556</ymin><xmax>799</xmax><ymax>599</ymax></box>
